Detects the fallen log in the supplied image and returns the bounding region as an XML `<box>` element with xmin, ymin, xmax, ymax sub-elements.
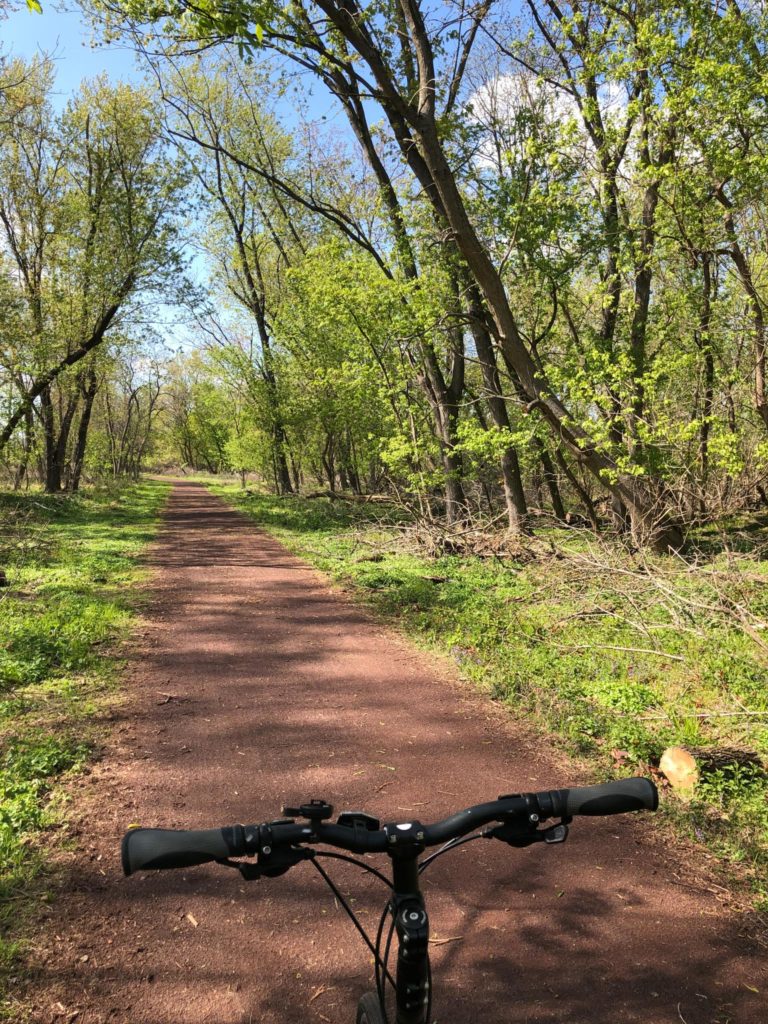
<box><xmin>304</xmin><ymin>490</ymin><xmax>395</xmax><ymax>504</ymax></box>
<box><xmin>659</xmin><ymin>745</ymin><xmax>764</xmax><ymax>791</ymax></box>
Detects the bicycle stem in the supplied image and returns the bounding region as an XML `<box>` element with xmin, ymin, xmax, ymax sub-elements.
<box><xmin>388</xmin><ymin>830</ymin><xmax>431</xmax><ymax>1024</ymax></box>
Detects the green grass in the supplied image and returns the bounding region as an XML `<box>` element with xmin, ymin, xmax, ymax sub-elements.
<box><xmin>211</xmin><ymin>484</ymin><xmax>768</xmax><ymax>907</ymax></box>
<box><xmin>0</xmin><ymin>480</ymin><xmax>169</xmax><ymax>1011</ymax></box>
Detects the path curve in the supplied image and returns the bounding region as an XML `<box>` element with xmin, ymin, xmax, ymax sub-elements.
<box><xmin>22</xmin><ymin>482</ymin><xmax>766</xmax><ymax>1023</ymax></box>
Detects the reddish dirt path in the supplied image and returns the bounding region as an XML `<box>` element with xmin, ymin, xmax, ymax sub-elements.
<box><xmin>23</xmin><ymin>482</ymin><xmax>766</xmax><ymax>1024</ymax></box>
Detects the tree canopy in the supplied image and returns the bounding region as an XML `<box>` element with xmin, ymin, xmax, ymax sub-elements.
<box><xmin>1</xmin><ymin>0</ymin><xmax>768</xmax><ymax>552</ymax></box>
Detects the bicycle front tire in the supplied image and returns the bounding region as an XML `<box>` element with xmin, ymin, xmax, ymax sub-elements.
<box><xmin>356</xmin><ymin>991</ymin><xmax>387</xmax><ymax>1024</ymax></box>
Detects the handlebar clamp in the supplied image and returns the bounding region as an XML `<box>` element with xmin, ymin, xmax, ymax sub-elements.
<box><xmin>385</xmin><ymin>821</ymin><xmax>426</xmax><ymax>855</ymax></box>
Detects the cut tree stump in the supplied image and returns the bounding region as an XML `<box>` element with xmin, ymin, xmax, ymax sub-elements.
<box><xmin>659</xmin><ymin>745</ymin><xmax>764</xmax><ymax>791</ymax></box>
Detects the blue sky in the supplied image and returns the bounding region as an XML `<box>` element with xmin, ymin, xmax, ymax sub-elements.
<box><xmin>2</xmin><ymin>2</ymin><xmax>143</xmax><ymax>103</ymax></box>
<box><xmin>2</xmin><ymin>2</ymin><xmax>337</xmax><ymax>119</ymax></box>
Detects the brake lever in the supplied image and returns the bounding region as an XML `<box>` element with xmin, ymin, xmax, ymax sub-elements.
<box><xmin>484</xmin><ymin>819</ymin><xmax>570</xmax><ymax>848</ymax></box>
<box><xmin>217</xmin><ymin>846</ymin><xmax>315</xmax><ymax>880</ymax></box>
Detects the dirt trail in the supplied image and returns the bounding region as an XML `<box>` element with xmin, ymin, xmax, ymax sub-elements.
<box><xmin>22</xmin><ymin>482</ymin><xmax>766</xmax><ymax>1024</ymax></box>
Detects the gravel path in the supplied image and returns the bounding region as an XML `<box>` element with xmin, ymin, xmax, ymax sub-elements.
<box><xmin>22</xmin><ymin>481</ymin><xmax>766</xmax><ymax>1024</ymax></box>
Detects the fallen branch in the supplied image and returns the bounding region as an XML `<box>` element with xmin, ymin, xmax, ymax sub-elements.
<box><xmin>553</xmin><ymin>642</ymin><xmax>685</xmax><ymax>662</ymax></box>
<box><xmin>640</xmin><ymin>710</ymin><xmax>768</xmax><ymax>721</ymax></box>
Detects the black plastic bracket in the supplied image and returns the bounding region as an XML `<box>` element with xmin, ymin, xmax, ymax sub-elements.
<box><xmin>337</xmin><ymin>811</ymin><xmax>381</xmax><ymax>831</ymax></box>
<box><xmin>282</xmin><ymin>799</ymin><xmax>334</xmax><ymax>822</ymax></box>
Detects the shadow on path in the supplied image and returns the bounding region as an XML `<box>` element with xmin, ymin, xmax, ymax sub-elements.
<box><xmin>22</xmin><ymin>482</ymin><xmax>767</xmax><ymax>1024</ymax></box>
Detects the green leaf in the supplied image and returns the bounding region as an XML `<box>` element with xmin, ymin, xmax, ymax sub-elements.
<box><xmin>26</xmin><ymin>0</ymin><xmax>43</xmax><ymax>12</ymax></box>
<box><xmin>255</xmin><ymin>22</ymin><xmax>264</xmax><ymax>44</ymax></box>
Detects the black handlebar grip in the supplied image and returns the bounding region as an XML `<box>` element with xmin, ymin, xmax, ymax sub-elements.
<box><xmin>121</xmin><ymin>825</ymin><xmax>247</xmax><ymax>875</ymax></box>
<box><xmin>552</xmin><ymin>777</ymin><xmax>658</xmax><ymax>818</ymax></box>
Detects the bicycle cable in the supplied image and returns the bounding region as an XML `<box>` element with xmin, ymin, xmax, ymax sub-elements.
<box><xmin>378</xmin><ymin>905</ymin><xmax>397</xmax><ymax>1023</ymax></box>
<box><xmin>373</xmin><ymin>898</ymin><xmax>391</xmax><ymax>1013</ymax></box>
<box><xmin>314</xmin><ymin>850</ymin><xmax>393</xmax><ymax>889</ymax></box>
<box><xmin>310</xmin><ymin>859</ymin><xmax>397</xmax><ymax>990</ymax></box>
<box><xmin>418</xmin><ymin>831</ymin><xmax>485</xmax><ymax>873</ymax></box>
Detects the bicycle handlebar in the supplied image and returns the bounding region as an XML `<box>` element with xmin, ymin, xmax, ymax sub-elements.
<box><xmin>122</xmin><ymin>776</ymin><xmax>657</xmax><ymax>875</ymax></box>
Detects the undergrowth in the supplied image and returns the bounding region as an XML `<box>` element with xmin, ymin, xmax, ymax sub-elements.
<box><xmin>0</xmin><ymin>480</ymin><xmax>169</xmax><ymax>1013</ymax></box>
<box><xmin>212</xmin><ymin>484</ymin><xmax>768</xmax><ymax>909</ymax></box>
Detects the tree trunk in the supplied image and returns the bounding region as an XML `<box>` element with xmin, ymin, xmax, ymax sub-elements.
<box><xmin>442</xmin><ymin>441</ymin><xmax>465</xmax><ymax>524</ymax></box>
<box><xmin>290</xmin><ymin>453</ymin><xmax>302</xmax><ymax>492</ymax></box>
<box><xmin>537</xmin><ymin>444</ymin><xmax>567</xmax><ymax>521</ymax></box>
<box><xmin>466</xmin><ymin>290</ymin><xmax>528</xmax><ymax>533</ymax></box>
<box><xmin>273</xmin><ymin>418</ymin><xmax>294</xmax><ymax>494</ymax></box>
<box><xmin>322</xmin><ymin>434</ymin><xmax>336</xmax><ymax>491</ymax></box>
<box><xmin>70</xmin><ymin>369</ymin><xmax>99</xmax><ymax>492</ymax></box>
<box><xmin>214</xmin><ymin>171</ymin><xmax>295</xmax><ymax>497</ymax></box>
<box><xmin>719</xmin><ymin>200</ymin><xmax>768</xmax><ymax>433</ymax></box>
<box><xmin>696</xmin><ymin>254</ymin><xmax>715</xmax><ymax>516</ymax></box>
<box><xmin>554</xmin><ymin>448</ymin><xmax>600</xmax><ymax>530</ymax></box>
<box><xmin>628</xmin><ymin>88</ymin><xmax>671</xmax><ymax>440</ymax></box>
<box><xmin>12</xmin><ymin>407</ymin><xmax>35</xmax><ymax>491</ymax></box>
<box><xmin>39</xmin><ymin>386</ymin><xmax>63</xmax><ymax>493</ymax></box>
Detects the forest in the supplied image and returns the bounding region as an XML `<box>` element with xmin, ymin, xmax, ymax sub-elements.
<box><xmin>0</xmin><ymin>0</ymin><xmax>766</xmax><ymax>554</ymax></box>
<box><xmin>2</xmin><ymin>2</ymin><xmax>768</xmax><ymax>1017</ymax></box>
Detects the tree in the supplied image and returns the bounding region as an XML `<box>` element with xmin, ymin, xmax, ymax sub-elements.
<box><xmin>152</xmin><ymin>51</ymin><xmax>476</xmax><ymax>520</ymax></box>
<box><xmin>83</xmin><ymin>0</ymin><xmax>768</xmax><ymax>540</ymax></box>
<box><xmin>99</xmin><ymin>0</ymin><xmax>694</xmax><ymax>549</ymax></box>
<box><xmin>0</xmin><ymin>65</ymin><xmax>187</xmax><ymax>490</ymax></box>
<box><xmin>157</xmin><ymin>57</ymin><xmax>305</xmax><ymax>492</ymax></box>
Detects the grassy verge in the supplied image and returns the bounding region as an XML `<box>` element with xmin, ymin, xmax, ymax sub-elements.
<box><xmin>211</xmin><ymin>483</ymin><xmax>768</xmax><ymax>909</ymax></box>
<box><xmin>0</xmin><ymin>479</ymin><xmax>169</xmax><ymax>1010</ymax></box>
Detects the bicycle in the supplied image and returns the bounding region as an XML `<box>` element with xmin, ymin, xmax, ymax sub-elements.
<box><xmin>122</xmin><ymin>776</ymin><xmax>658</xmax><ymax>1024</ymax></box>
